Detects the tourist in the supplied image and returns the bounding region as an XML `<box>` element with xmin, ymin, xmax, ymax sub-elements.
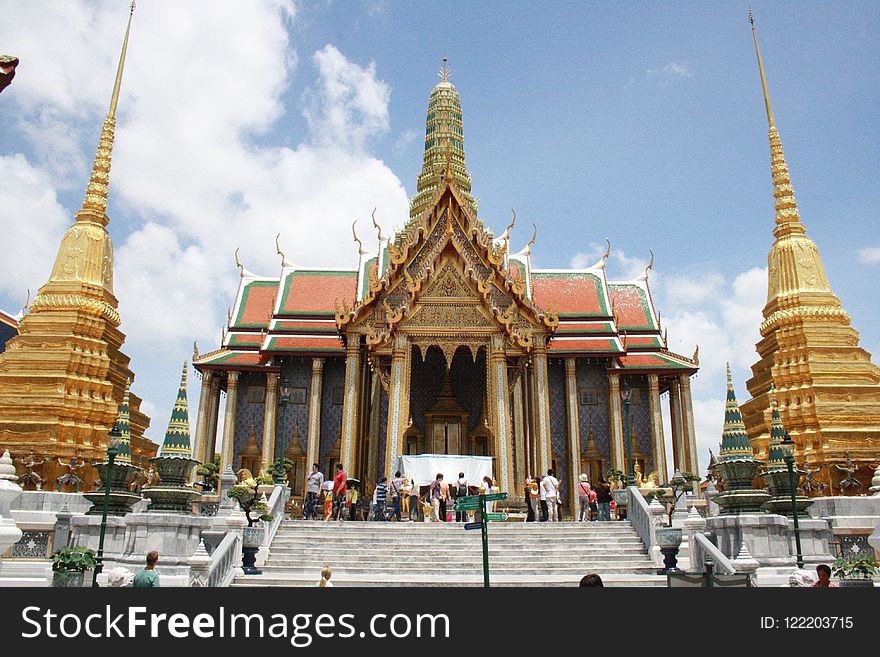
<box><xmin>524</xmin><ymin>476</ymin><xmax>535</xmax><ymax>522</ymax></box>
<box><xmin>577</xmin><ymin>474</ymin><xmax>592</xmax><ymax>522</ymax></box>
<box><xmin>322</xmin><ymin>479</ymin><xmax>334</xmax><ymax>521</ymax></box>
<box><xmin>543</xmin><ymin>469</ymin><xmax>559</xmax><ymax>522</ymax></box>
<box><xmin>332</xmin><ymin>463</ymin><xmax>347</xmax><ymax>521</ymax></box>
<box><xmin>812</xmin><ymin>564</ymin><xmax>838</xmax><ymax>588</ymax></box>
<box><xmin>317</xmin><ymin>565</ymin><xmax>333</xmax><ymax>587</ymax></box>
<box><xmin>482</xmin><ymin>476</ymin><xmax>494</xmax><ymax>514</ymax></box>
<box><xmin>389</xmin><ymin>471</ymin><xmax>404</xmax><ymax>522</ymax></box>
<box><xmin>401</xmin><ymin>477</ymin><xmax>412</xmax><ymax>518</ymax></box>
<box><xmin>439</xmin><ymin>474</ymin><xmax>451</xmax><ymax>521</ymax></box>
<box><xmin>373</xmin><ymin>477</ymin><xmax>388</xmax><ymax>520</ymax></box>
<box><xmin>409</xmin><ymin>479</ymin><xmax>421</xmax><ymax>521</ymax></box>
<box><xmin>588</xmin><ymin>486</ymin><xmax>598</xmax><ymax>521</ymax></box>
<box><xmin>347</xmin><ymin>481</ymin><xmax>360</xmax><ymax>520</ymax></box>
<box><xmin>132</xmin><ymin>551</ymin><xmax>160</xmax><ymax>588</ymax></box>
<box><xmin>538</xmin><ymin>474</ymin><xmax>548</xmax><ymax>521</ymax></box>
<box><xmin>430</xmin><ymin>473</ymin><xmax>444</xmax><ymax>522</ymax></box>
<box><xmin>453</xmin><ymin>472</ymin><xmax>469</xmax><ymax>522</ymax></box>
<box><xmin>527</xmin><ymin>475</ymin><xmax>540</xmax><ymax>522</ymax></box>
<box><xmin>305</xmin><ymin>463</ymin><xmax>323</xmax><ymax>520</ymax></box>
<box><xmin>595</xmin><ymin>478</ymin><xmax>612</xmax><ymax>521</ymax></box>
<box><xmin>579</xmin><ymin>573</ymin><xmax>604</xmax><ymax>587</ymax></box>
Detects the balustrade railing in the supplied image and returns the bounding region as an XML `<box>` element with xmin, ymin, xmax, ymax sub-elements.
<box><xmin>693</xmin><ymin>532</ymin><xmax>737</xmax><ymax>574</ymax></box>
<box><xmin>627</xmin><ymin>485</ymin><xmax>656</xmax><ymax>550</ymax></box>
<box><xmin>205</xmin><ymin>532</ymin><xmax>241</xmax><ymax>588</ymax></box>
<box><xmin>261</xmin><ymin>484</ymin><xmax>289</xmax><ymax>551</ymax></box>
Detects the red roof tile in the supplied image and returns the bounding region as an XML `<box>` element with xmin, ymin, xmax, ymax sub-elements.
<box><xmin>266</xmin><ymin>336</ymin><xmax>345</xmax><ymax>352</ymax></box>
<box><xmin>531</xmin><ymin>273</ymin><xmax>608</xmax><ymax>316</ymax></box>
<box><xmin>618</xmin><ymin>354</ymin><xmax>688</xmax><ymax>370</ymax></box>
<box><xmin>548</xmin><ymin>338</ymin><xmax>619</xmax><ymax>353</ymax></box>
<box><xmin>280</xmin><ymin>271</ymin><xmax>357</xmax><ymax>315</ymax></box>
<box><xmin>609</xmin><ymin>285</ymin><xmax>656</xmax><ymax>330</ymax></box>
<box><xmin>234</xmin><ymin>281</ymin><xmax>278</xmax><ymax>328</ymax></box>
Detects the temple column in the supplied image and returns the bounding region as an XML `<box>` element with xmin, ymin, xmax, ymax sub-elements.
<box><xmin>220</xmin><ymin>371</ymin><xmax>239</xmax><ymax>473</ymax></box>
<box><xmin>203</xmin><ymin>374</ymin><xmax>221</xmax><ymax>464</ymax></box>
<box><xmin>669</xmin><ymin>378</ymin><xmax>684</xmax><ymax>473</ymax></box>
<box><xmin>489</xmin><ymin>336</ymin><xmax>514</xmax><ymax>494</ymax></box>
<box><xmin>512</xmin><ymin>370</ymin><xmax>527</xmax><ymax>488</ymax></box>
<box><xmin>340</xmin><ymin>335</ymin><xmax>362</xmax><ymax>476</ymax></box>
<box><xmin>305</xmin><ymin>358</ymin><xmax>324</xmax><ymax>494</ymax></box>
<box><xmin>367</xmin><ymin>376</ymin><xmax>381</xmax><ymax>485</ymax></box>
<box><xmin>192</xmin><ymin>370</ymin><xmax>213</xmax><ymax>467</ymax></box>
<box><xmin>564</xmin><ymin>358</ymin><xmax>581</xmax><ymax>516</ymax></box>
<box><xmin>679</xmin><ymin>374</ymin><xmax>700</xmax><ymax>489</ymax></box>
<box><xmin>648</xmin><ymin>374</ymin><xmax>668</xmax><ymax>483</ymax></box>
<box><xmin>607</xmin><ymin>372</ymin><xmax>624</xmax><ymax>472</ymax></box>
<box><xmin>531</xmin><ymin>336</ymin><xmax>553</xmax><ymax>475</ymax></box>
<box><xmin>384</xmin><ymin>333</ymin><xmax>411</xmax><ymax>478</ymax></box>
<box><xmin>260</xmin><ymin>372</ymin><xmax>279</xmax><ymax>475</ymax></box>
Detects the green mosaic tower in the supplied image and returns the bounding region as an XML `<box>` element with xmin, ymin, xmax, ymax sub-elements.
<box><xmin>409</xmin><ymin>57</ymin><xmax>476</xmax><ymax>220</ymax></box>
<box><xmin>114</xmin><ymin>378</ymin><xmax>133</xmax><ymax>464</ymax></box>
<box><xmin>160</xmin><ymin>362</ymin><xmax>192</xmax><ymax>457</ymax></box>
<box><xmin>719</xmin><ymin>365</ymin><xmax>753</xmax><ymax>463</ymax></box>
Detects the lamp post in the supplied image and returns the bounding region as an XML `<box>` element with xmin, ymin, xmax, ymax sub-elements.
<box><xmin>275</xmin><ymin>376</ymin><xmax>291</xmax><ymax>484</ymax></box>
<box><xmin>781</xmin><ymin>431</ymin><xmax>804</xmax><ymax>569</ymax></box>
<box><xmin>92</xmin><ymin>422</ymin><xmax>121</xmax><ymax>587</ymax></box>
<box><xmin>620</xmin><ymin>379</ymin><xmax>635</xmax><ymax>487</ymax></box>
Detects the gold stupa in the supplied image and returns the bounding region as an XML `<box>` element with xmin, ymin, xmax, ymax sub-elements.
<box><xmin>740</xmin><ymin>14</ymin><xmax>880</xmax><ymax>494</ymax></box>
<box><xmin>0</xmin><ymin>3</ymin><xmax>156</xmax><ymax>485</ymax></box>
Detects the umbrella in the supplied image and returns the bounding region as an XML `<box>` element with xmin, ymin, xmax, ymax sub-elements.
<box><xmin>346</xmin><ymin>477</ymin><xmax>361</xmax><ymax>488</ymax></box>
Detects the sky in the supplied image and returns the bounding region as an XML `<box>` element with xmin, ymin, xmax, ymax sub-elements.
<box><xmin>1</xmin><ymin>1</ymin><xmax>878</xmax><ymax>477</ymax></box>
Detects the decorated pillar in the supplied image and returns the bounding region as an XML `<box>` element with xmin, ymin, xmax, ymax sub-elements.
<box><xmin>669</xmin><ymin>378</ymin><xmax>684</xmax><ymax>473</ymax></box>
<box><xmin>606</xmin><ymin>372</ymin><xmax>625</xmax><ymax>472</ymax></box>
<box><xmin>306</xmin><ymin>358</ymin><xmax>324</xmax><ymax>493</ymax></box>
<box><xmin>340</xmin><ymin>335</ymin><xmax>363</xmax><ymax>476</ymax></box>
<box><xmin>564</xmin><ymin>358</ymin><xmax>581</xmax><ymax>515</ymax></box>
<box><xmin>531</xmin><ymin>336</ymin><xmax>553</xmax><ymax>475</ymax></box>
<box><xmin>260</xmin><ymin>372</ymin><xmax>279</xmax><ymax>475</ymax></box>
<box><xmin>512</xmin><ymin>370</ymin><xmax>527</xmax><ymax>488</ymax></box>
<box><xmin>648</xmin><ymin>374</ymin><xmax>668</xmax><ymax>482</ymax></box>
<box><xmin>383</xmin><ymin>333</ymin><xmax>411</xmax><ymax>478</ymax></box>
<box><xmin>220</xmin><ymin>371</ymin><xmax>239</xmax><ymax>473</ymax></box>
<box><xmin>192</xmin><ymin>370</ymin><xmax>213</xmax><ymax>468</ymax></box>
<box><xmin>204</xmin><ymin>375</ymin><xmax>222</xmax><ymax>464</ymax></box>
<box><xmin>679</xmin><ymin>374</ymin><xmax>699</xmax><ymax>481</ymax></box>
<box><xmin>489</xmin><ymin>335</ymin><xmax>514</xmax><ymax>494</ymax></box>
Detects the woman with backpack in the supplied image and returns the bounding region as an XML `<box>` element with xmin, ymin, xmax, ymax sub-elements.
<box><xmin>577</xmin><ymin>474</ymin><xmax>592</xmax><ymax>522</ymax></box>
<box><xmin>453</xmin><ymin>472</ymin><xmax>469</xmax><ymax>522</ymax></box>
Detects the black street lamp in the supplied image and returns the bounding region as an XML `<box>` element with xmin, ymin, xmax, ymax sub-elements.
<box><xmin>275</xmin><ymin>376</ymin><xmax>292</xmax><ymax>484</ymax></box>
<box><xmin>92</xmin><ymin>422</ymin><xmax>122</xmax><ymax>587</ymax></box>
<box><xmin>620</xmin><ymin>379</ymin><xmax>635</xmax><ymax>487</ymax></box>
<box><xmin>781</xmin><ymin>431</ymin><xmax>804</xmax><ymax>569</ymax></box>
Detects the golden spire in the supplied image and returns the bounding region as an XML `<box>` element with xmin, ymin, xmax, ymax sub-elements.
<box><xmin>748</xmin><ymin>10</ymin><xmax>802</xmax><ymax>235</ymax></box>
<box><xmin>76</xmin><ymin>1</ymin><xmax>136</xmax><ymax>226</ymax></box>
<box><xmin>438</xmin><ymin>54</ymin><xmax>450</xmax><ymax>83</ymax></box>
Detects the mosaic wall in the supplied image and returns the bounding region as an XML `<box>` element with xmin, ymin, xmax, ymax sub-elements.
<box><xmin>278</xmin><ymin>358</ymin><xmax>313</xmax><ymax>458</ymax></box>
<box><xmin>621</xmin><ymin>374</ymin><xmax>653</xmax><ymax>473</ymax></box>
<box><xmin>409</xmin><ymin>347</ymin><xmax>447</xmax><ymax>433</ymax></box>
<box><xmin>547</xmin><ymin>359</ymin><xmax>569</xmax><ymax>498</ymax></box>
<box><xmin>377</xmin><ymin>384</ymin><xmax>388</xmax><ymax>481</ymax></box>
<box><xmin>319</xmin><ymin>358</ymin><xmax>346</xmax><ymax>468</ymax></box>
<box><xmin>450</xmin><ymin>348</ymin><xmax>487</xmax><ymax>432</ymax></box>
<box><xmin>575</xmin><ymin>359</ymin><xmax>610</xmax><ymax>461</ymax></box>
<box><xmin>232</xmin><ymin>371</ymin><xmax>266</xmax><ymax>472</ymax></box>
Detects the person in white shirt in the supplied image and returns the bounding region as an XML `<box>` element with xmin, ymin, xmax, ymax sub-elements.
<box><xmin>542</xmin><ymin>469</ymin><xmax>560</xmax><ymax>522</ymax></box>
<box><xmin>539</xmin><ymin>474</ymin><xmax>548</xmax><ymax>521</ymax></box>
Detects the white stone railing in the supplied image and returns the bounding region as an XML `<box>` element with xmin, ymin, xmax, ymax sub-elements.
<box><xmin>627</xmin><ymin>485</ymin><xmax>656</xmax><ymax>550</ymax></box>
<box><xmin>256</xmin><ymin>484</ymin><xmax>289</xmax><ymax>567</ymax></box>
<box><xmin>693</xmin><ymin>532</ymin><xmax>737</xmax><ymax>574</ymax></box>
<box><xmin>203</xmin><ymin>531</ymin><xmax>241</xmax><ymax>587</ymax></box>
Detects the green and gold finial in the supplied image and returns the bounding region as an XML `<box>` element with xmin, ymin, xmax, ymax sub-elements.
<box><xmin>766</xmin><ymin>385</ymin><xmax>788</xmax><ymax>472</ymax></box>
<box><xmin>114</xmin><ymin>378</ymin><xmax>133</xmax><ymax>464</ymax></box>
<box><xmin>719</xmin><ymin>364</ymin><xmax>755</xmax><ymax>462</ymax></box>
<box><xmin>160</xmin><ymin>362</ymin><xmax>192</xmax><ymax>457</ymax></box>
<box><xmin>438</xmin><ymin>54</ymin><xmax>450</xmax><ymax>83</ymax></box>
<box><xmin>76</xmin><ymin>0</ymin><xmax>136</xmax><ymax>225</ymax></box>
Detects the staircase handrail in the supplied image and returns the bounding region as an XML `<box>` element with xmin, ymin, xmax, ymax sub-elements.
<box><xmin>693</xmin><ymin>532</ymin><xmax>737</xmax><ymax>574</ymax></box>
<box><xmin>627</xmin><ymin>485</ymin><xmax>655</xmax><ymax>550</ymax></box>
<box><xmin>261</xmin><ymin>484</ymin><xmax>289</xmax><ymax>550</ymax></box>
<box><xmin>206</xmin><ymin>531</ymin><xmax>241</xmax><ymax>587</ymax></box>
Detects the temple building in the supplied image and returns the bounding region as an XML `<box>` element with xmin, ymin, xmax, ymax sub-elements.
<box><xmin>0</xmin><ymin>309</ymin><xmax>18</xmax><ymax>354</ymax></box>
<box><xmin>740</xmin><ymin>18</ymin><xmax>880</xmax><ymax>493</ymax></box>
<box><xmin>0</xmin><ymin>4</ymin><xmax>156</xmax><ymax>485</ymax></box>
<box><xmin>193</xmin><ymin>61</ymin><xmax>700</xmax><ymax>509</ymax></box>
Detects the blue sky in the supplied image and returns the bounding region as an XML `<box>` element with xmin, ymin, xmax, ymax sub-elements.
<box><xmin>1</xmin><ymin>1</ymin><xmax>877</xmax><ymax>475</ymax></box>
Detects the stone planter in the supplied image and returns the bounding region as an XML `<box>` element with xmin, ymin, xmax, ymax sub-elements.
<box><xmin>613</xmin><ymin>489</ymin><xmax>628</xmax><ymax>519</ymax></box>
<box><xmin>52</xmin><ymin>570</ymin><xmax>85</xmax><ymax>587</ymax></box>
<box><xmin>241</xmin><ymin>525</ymin><xmax>264</xmax><ymax>575</ymax></box>
<box><xmin>655</xmin><ymin>527</ymin><xmax>682</xmax><ymax>574</ymax></box>
<box><xmin>838</xmin><ymin>577</ymin><xmax>874</xmax><ymax>588</ymax></box>
<box><xmin>83</xmin><ymin>461</ymin><xmax>143</xmax><ymax>516</ymax></box>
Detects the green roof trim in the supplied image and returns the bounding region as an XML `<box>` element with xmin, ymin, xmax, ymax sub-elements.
<box><xmin>360</xmin><ymin>256</ymin><xmax>378</xmax><ymax>300</ymax></box>
<box><xmin>278</xmin><ymin>269</ymin><xmax>357</xmax><ymax>316</ymax></box>
<box><xmin>608</xmin><ymin>283</ymin><xmax>657</xmax><ymax>331</ymax></box>
<box><xmin>233</xmin><ymin>280</ymin><xmax>277</xmax><ymax>328</ymax></box>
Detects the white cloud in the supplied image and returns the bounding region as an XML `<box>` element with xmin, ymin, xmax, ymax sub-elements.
<box><xmin>857</xmin><ymin>247</ymin><xmax>880</xmax><ymax>265</ymax></box>
<box><xmin>0</xmin><ymin>154</ymin><xmax>69</xmax><ymax>301</ymax></box>
<box><xmin>569</xmin><ymin>242</ymin><xmax>648</xmax><ymax>280</ymax></box>
<box><xmin>0</xmin><ymin>1</ymin><xmax>409</xmax><ymax>443</ymax></box>
<box><xmin>648</xmin><ymin>62</ymin><xmax>692</xmax><ymax>79</ymax></box>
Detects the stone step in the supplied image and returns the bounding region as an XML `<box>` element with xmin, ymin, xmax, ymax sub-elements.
<box><xmin>232</xmin><ymin>573</ymin><xmax>666</xmax><ymax>588</ymax></box>
<box><xmin>266</xmin><ymin>547</ymin><xmax>648</xmax><ymax>557</ymax></box>
<box><xmin>254</xmin><ymin>563</ymin><xmax>657</xmax><ymax>575</ymax></box>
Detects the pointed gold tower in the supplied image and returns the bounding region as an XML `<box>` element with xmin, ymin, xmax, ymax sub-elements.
<box><xmin>740</xmin><ymin>14</ymin><xmax>880</xmax><ymax>494</ymax></box>
<box><xmin>0</xmin><ymin>2</ymin><xmax>156</xmax><ymax>485</ymax></box>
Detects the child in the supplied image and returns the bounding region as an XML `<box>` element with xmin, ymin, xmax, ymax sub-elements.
<box><xmin>322</xmin><ymin>480</ymin><xmax>334</xmax><ymax>521</ymax></box>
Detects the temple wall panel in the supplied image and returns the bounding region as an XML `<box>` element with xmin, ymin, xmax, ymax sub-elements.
<box><xmin>409</xmin><ymin>347</ymin><xmax>446</xmax><ymax>433</ymax></box>
<box><xmin>575</xmin><ymin>360</ymin><xmax>610</xmax><ymax>461</ymax></box>
<box><xmin>279</xmin><ymin>359</ymin><xmax>312</xmax><ymax>456</ymax></box>
<box><xmin>232</xmin><ymin>371</ymin><xmax>266</xmax><ymax>472</ymax></box>
<box><xmin>450</xmin><ymin>348</ymin><xmax>487</xmax><ymax>432</ymax></box>
<box><xmin>377</xmin><ymin>385</ymin><xmax>388</xmax><ymax>483</ymax></box>
<box><xmin>547</xmin><ymin>359</ymin><xmax>568</xmax><ymax>497</ymax></box>
<box><xmin>623</xmin><ymin>375</ymin><xmax>654</xmax><ymax>472</ymax></box>
<box><xmin>318</xmin><ymin>358</ymin><xmax>346</xmax><ymax>469</ymax></box>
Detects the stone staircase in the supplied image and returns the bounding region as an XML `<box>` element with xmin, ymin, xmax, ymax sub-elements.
<box><xmin>232</xmin><ymin>520</ymin><xmax>665</xmax><ymax>587</ymax></box>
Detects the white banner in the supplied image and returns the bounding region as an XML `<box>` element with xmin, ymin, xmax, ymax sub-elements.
<box><xmin>396</xmin><ymin>454</ymin><xmax>494</xmax><ymax>490</ymax></box>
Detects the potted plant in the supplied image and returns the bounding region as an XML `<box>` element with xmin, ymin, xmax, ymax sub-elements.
<box><xmin>832</xmin><ymin>553</ymin><xmax>878</xmax><ymax>588</ymax></box>
<box><xmin>268</xmin><ymin>457</ymin><xmax>293</xmax><ymax>486</ymax></box>
<box><xmin>51</xmin><ymin>546</ymin><xmax>96</xmax><ymax>587</ymax></box>
<box><xmin>229</xmin><ymin>476</ymin><xmax>274</xmax><ymax>575</ymax></box>
<box><xmin>195</xmin><ymin>454</ymin><xmax>220</xmax><ymax>492</ymax></box>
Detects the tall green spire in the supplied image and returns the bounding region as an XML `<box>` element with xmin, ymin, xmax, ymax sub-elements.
<box><xmin>719</xmin><ymin>364</ymin><xmax>754</xmax><ymax>462</ymax></box>
<box><xmin>766</xmin><ymin>387</ymin><xmax>788</xmax><ymax>472</ymax></box>
<box><xmin>409</xmin><ymin>57</ymin><xmax>476</xmax><ymax>220</ymax></box>
<box><xmin>160</xmin><ymin>362</ymin><xmax>192</xmax><ymax>457</ymax></box>
<box><xmin>114</xmin><ymin>378</ymin><xmax>132</xmax><ymax>464</ymax></box>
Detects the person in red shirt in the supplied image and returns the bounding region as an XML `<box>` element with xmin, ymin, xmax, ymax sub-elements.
<box><xmin>332</xmin><ymin>463</ymin><xmax>348</xmax><ymax>521</ymax></box>
<box><xmin>812</xmin><ymin>564</ymin><xmax>838</xmax><ymax>588</ymax></box>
